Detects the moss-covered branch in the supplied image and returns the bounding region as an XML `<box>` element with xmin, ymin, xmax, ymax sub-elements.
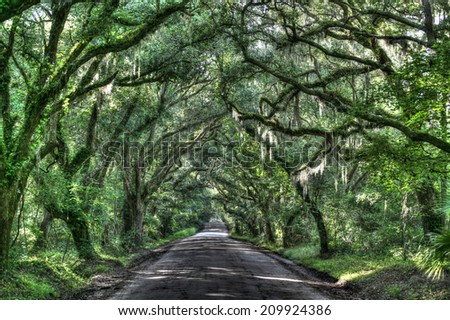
<box><xmin>0</xmin><ymin>0</ymin><xmax>39</xmax><ymax>23</ymax></box>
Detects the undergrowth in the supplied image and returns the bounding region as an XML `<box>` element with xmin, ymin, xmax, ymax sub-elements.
<box><xmin>283</xmin><ymin>244</ymin><xmax>450</xmax><ymax>299</ymax></box>
<box><xmin>0</xmin><ymin>227</ymin><xmax>197</xmax><ymax>299</ymax></box>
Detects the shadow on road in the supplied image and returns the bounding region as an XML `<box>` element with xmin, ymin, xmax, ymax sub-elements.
<box><xmin>111</xmin><ymin>221</ymin><xmax>330</xmax><ymax>300</ymax></box>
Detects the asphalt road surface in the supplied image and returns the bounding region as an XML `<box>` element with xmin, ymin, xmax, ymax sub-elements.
<box><xmin>111</xmin><ymin>221</ymin><xmax>328</xmax><ymax>299</ymax></box>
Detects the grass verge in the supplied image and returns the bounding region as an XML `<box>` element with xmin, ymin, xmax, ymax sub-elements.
<box><xmin>0</xmin><ymin>227</ymin><xmax>198</xmax><ymax>299</ymax></box>
<box><xmin>144</xmin><ymin>227</ymin><xmax>197</xmax><ymax>251</ymax></box>
<box><xmin>0</xmin><ymin>257</ymin><xmax>86</xmax><ymax>299</ymax></box>
<box><xmin>283</xmin><ymin>245</ymin><xmax>450</xmax><ymax>299</ymax></box>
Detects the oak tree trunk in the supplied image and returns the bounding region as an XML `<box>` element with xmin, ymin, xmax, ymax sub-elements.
<box><xmin>265</xmin><ymin>221</ymin><xmax>275</xmax><ymax>243</ymax></box>
<box><xmin>309</xmin><ymin>203</ymin><xmax>329</xmax><ymax>256</ymax></box>
<box><xmin>122</xmin><ymin>192</ymin><xmax>146</xmax><ymax>247</ymax></box>
<box><xmin>0</xmin><ymin>183</ymin><xmax>20</xmax><ymax>273</ymax></box>
<box><xmin>65</xmin><ymin>209</ymin><xmax>97</xmax><ymax>260</ymax></box>
<box><xmin>282</xmin><ymin>214</ymin><xmax>296</xmax><ymax>248</ymax></box>
<box><xmin>33</xmin><ymin>212</ymin><xmax>54</xmax><ymax>251</ymax></box>
<box><xmin>416</xmin><ymin>182</ymin><xmax>443</xmax><ymax>236</ymax></box>
<box><xmin>296</xmin><ymin>183</ymin><xmax>329</xmax><ymax>256</ymax></box>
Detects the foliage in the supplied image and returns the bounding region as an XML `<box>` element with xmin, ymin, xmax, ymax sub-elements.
<box><xmin>0</xmin><ymin>0</ymin><xmax>450</xmax><ymax>300</ymax></box>
<box><xmin>283</xmin><ymin>245</ymin><xmax>450</xmax><ymax>300</ymax></box>
<box><xmin>420</xmin><ymin>229</ymin><xmax>450</xmax><ymax>280</ymax></box>
<box><xmin>0</xmin><ymin>256</ymin><xmax>86</xmax><ymax>299</ymax></box>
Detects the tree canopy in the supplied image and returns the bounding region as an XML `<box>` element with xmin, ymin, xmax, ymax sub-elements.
<box><xmin>0</xmin><ymin>0</ymin><xmax>449</xmax><ymax>289</ymax></box>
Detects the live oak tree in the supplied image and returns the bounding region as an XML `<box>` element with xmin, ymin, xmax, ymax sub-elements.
<box><xmin>119</xmin><ymin>82</ymin><xmax>221</xmax><ymax>247</ymax></box>
<box><xmin>214</xmin><ymin>0</ymin><xmax>450</xmax><ymax>248</ymax></box>
<box><xmin>0</xmin><ymin>0</ymin><xmax>188</xmax><ymax>271</ymax></box>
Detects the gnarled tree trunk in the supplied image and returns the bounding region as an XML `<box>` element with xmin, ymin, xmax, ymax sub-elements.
<box><xmin>122</xmin><ymin>190</ymin><xmax>146</xmax><ymax>247</ymax></box>
<box><xmin>282</xmin><ymin>214</ymin><xmax>296</xmax><ymax>248</ymax></box>
<box><xmin>308</xmin><ymin>201</ymin><xmax>329</xmax><ymax>257</ymax></box>
<box><xmin>33</xmin><ymin>212</ymin><xmax>54</xmax><ymax>251</ymax></box>
<box><xmin>0</xmin><ymin>182</ymin><xmax>20</xmax><ymax>272</ymax></box>
<box><xmin>65</xmin><ymin>209</ymin><xmax>97</xmax><ymax>260</ymax></box>
<box><xmin>39</xmin><ymin>203</ymin><xmax>98</xmax><ymax>260</ymax></box>
<box><xmin>265</xmin><ymin>221</ymin><xmax>275</xmax><ymax>243</ymax></box>
<box><xmin>416</xmin><ymin>182</ymin><xmax>443</xmax><ymax>236</ymax></box>
<box><xmin>296</xmin><ymin>183</ymin><xmax>329</xmax><ymax>256</ymax></box>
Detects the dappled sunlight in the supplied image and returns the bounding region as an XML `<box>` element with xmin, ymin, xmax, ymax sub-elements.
<box><xmin>2</xmin><ymin>0</ymin><xmax>449</xmax><ymax>304</ymax></box>
<box><xmin>341</xmin><ymin>270</ymin><xmax>377</xmax><ymax>282</ymax></box>
<box><xmin>253</xmin><ymin>275</ymin><xmax>306</xmax><ymax>283</ymax></box>
<box><xmin>112</xmin><ymin>222</ymin><xmax>330</xmax><ymax>299</ymax></box>
<box><xmin>192</xmin><ymin>232</ymin><xmax>229</xmax><ymax>238</ymax></box>
<box><xmin>137</xmin><ymin>275</ymin><xmax>168</xmax><ymax>280</ymax></box>
<box><xmin>207</xmin><ymin>267</ymin><xmax>233</xmax><ymax>272</ymax></box>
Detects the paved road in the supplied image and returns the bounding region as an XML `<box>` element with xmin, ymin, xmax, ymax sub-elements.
<box><xmin>111</xmin><ymin>222</ymin><xmax>328</xmax><ymax>299</ymax></box>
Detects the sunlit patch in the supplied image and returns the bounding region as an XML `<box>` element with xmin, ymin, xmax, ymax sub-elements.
<box><xmin>341</xmin><ymin>270</ymin><xmax>376</xmax><ymax>281</ymax></box>
<box><xmin>207</xmin><ymin>267</ymin><xmax>232</xmax><ymax>272</ymax></box>
<box><xmin>253</xmin><ymin>275</ymin><xmax>305</xmax><ymax>283</ymax></box>
<box><xmin>154</xmin><ymin>269</ymin><xmax>192</xmax><ymax>274</ymax></box>
<box><xmin>142</xmin><ymin>276</ymin><xmax>167</xmax><ymax>280</ymax></box>
<box><xmin>192</xmin><ymin>231</ymin><xmax>229</xmax><ymax>237</ymax></box>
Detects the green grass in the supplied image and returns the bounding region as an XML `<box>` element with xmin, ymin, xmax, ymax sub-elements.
<box><xmin>386</xmin><ymin>284</ymin><xmax>402</xmax><ymax>299</ymax></box>
<box><xmin>283</xmin><ymin>245</ymin><xmax>402</xmax><ymax>281</ymax></box>
<box><xmin>231</xmin><ymin>234</ymin><xmax>282</xmax><ymax>252</ymax></box>
<box><xmin>0</xmin><ymin>227</ymin><xmax>198</xmax><ymax>299</ymax></box>
<box><xmin>282</xmin><ymin>244</ymin><xmax>450</xmax><ymax>299</ymax></box>
<box><xmin>0</xmin><ymin>257</ymin><xmax>86</xmax><ymax>299</ymax></box>
<box><xmin>145</xmin><ymin>227</ymin><xmax>198</xmax><ymax>250</ymax></box>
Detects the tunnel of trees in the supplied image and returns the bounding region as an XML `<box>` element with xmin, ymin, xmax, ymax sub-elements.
<box><xmin>0</xmin><ymin>0</ymin><xmax>449</xmax><ymax>294</ymax></box>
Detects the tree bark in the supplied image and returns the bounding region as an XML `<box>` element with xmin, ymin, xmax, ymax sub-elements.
<box><xmin>33</xmin><ymin>212</ymin><xmax>54</xmax><ymax>251</ymax></box>
<box><xmin>265</xmin><ymin>221</ymin><xmax>275</xmax><ymax>243</ymax></box>
<box><xmin>121</xmin><ymin>135</ymin><xmax>147</xmax><ymax>247</ymax></box>
<box><xmin>65</xmin><ymin>209</ymin><xmax>97</xmax><ymax>260</ymax></box>
<box><xmin>122</xmin><ymin>187</ymin><xmax>146</xmax><ymax>247</ymax></box>
<box><xmin>0</xmin><ymin>182</ymin><xmax>20</xmax><ymax>273</ymax></box>
<box><xmin>159</xmin><ymin>213</ymin><xmax>173</xmax><ymax>238</ymax></box>
<box><xmin>246</xmin><ymin>218</ymin><xmax>259</xmax><ymax>237</ymax></box>
<box><xmin>309</xmin><ymin>202</ymin><xmax>329</xmax><ymax>256</ymax></box>
<box><xmin>38</xmin><ymin>202</ymin><xmax>98</xmax><ymax>260</ymax></box>
<box><xmin>282</xmin><ymin>214</ymin><xmax>296</xmax><ymax>248</ymax></box>
<box><xmin>294</xmin><ymin>183</ymin><xmax>329</xmax><ymax>256</ymax></box>
<box><xmin>401</xmin><ymin>193</ymin><xmax>412</xmax><ymax>260</ymax></box>
<box><xmin>234</xmin><ymin>220</ymin><xmax>241</xmax><ymax>234</ymax></box>
<box><xmin>422</xmin><ymin>0</ymin><xmax>435</xmax><ymax>45</ymax></box>
<box><xmin>416</xmin><ymin>182</ymin><xmax>443</xmax><ymax>236</ymax></box>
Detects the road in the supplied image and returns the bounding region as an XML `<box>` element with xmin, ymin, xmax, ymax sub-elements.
<box><xmin>111</xmin><ymin>221</ymin><xmax>328</xmax><ymax>299</ymax></box>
